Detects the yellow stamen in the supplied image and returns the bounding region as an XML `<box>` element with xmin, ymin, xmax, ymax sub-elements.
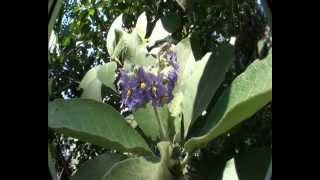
<box><xmin>152</xmin><ymin>86</ymin><xmax>157</xmax><ymax>95</ymax></box>
<box><xmin>127</xmin><ymin>89</ymin><xmax>133</xmax><ymax>97</ymax></box>
<box><xmin>140</xmin><ymin>82</ymin><xmax>146</xmax><ymax>89</ymax></box>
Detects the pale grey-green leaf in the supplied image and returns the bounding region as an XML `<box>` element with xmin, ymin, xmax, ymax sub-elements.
<box><xmin>148</xmin><ymin>18</ymin><xmax>171</xmax><ymax>46</ymax></box>
<box><xmin>222</xmin><ymin>158</ymin><xmax>239</xmax><ymax>180</ymax></box>
<box><xmin>185</xmin><ymin>53</ymin><xmax>272</xmax><ymax>152</ymax></box>
<box><xmin>70</xmin><ymin>153</ymin><xmax>125</xmax><ymax>180</ymax></box>
<box><xmin>173</xmin><ymin>38</ymin><xmax>235</xmax><ymax>138</ymax></box>
<box><xmin>103</xmin><ymin>142</ymin><xmax>173</xmax><ymax>180</ymax></box>
<box><xmin>134</xmin><ymin>104</ymin><xmax>169</xmax><ymax>141</ymax></box>
<box><xmin>48</xmin><ymin>98</ymin><xmax>152</xmax><ymax>155</ymax></box>
<box><xmin>125</xmin><ymin>32</ymin><xmax>157</xmax><ymax>66</ymax></box>
<box><xmin>176</xmin><ymin>40</ymin><xmax>235</xmax><ymax>137</ymax></box>
<box><xmin>79</xmin><ymin>65</ymin><xmax>102</xmax><ymax>102</ymax></box>
<box><xmin>135</xmin><ymin>12</ymin><xmax>148</xmax><ymax>39</ymax></box>
<box><xmin>107</xmin><ymin>14</ymin><xmax>124</xmax><ymax>56</ymax></box>
<box><xmin>97</xmin><ymin>62</ymin><xmax>117</xmax><ymax>91</ymax></box>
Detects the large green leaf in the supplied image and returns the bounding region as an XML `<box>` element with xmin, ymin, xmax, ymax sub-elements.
<box><xmin>79</xmin><ymin>65</ymin><xmax>102</xmax><ymax>102</ymax></box>
<box><xmin>70</xmin><ymin>153</ymin><xmax>125</xmax><ymax>180</ymax></box>
<box><xmin>97</xmin><ymin>62</ymin><xmax>117</xmax><ymax>91</ymax></box>
<box><xmin>183</xmin><ymin>42</ymin><xmax>235</xmax><ymax>137</ymax></box>
<box><xmin>184</xmin><ymin>53</ymin><xmax>272</xmax><ymax>152</ymax></box>
<box><xmin>235</xmin><ymin>148</ymin><xmax>272</xmax><ymax>180</ymax></box>
<box><xmin>134</xmin><ymin>104</ymin><xmax>169</xmax><ymax>141</ymax></box>
<box><xmin>48</xmin><ymin>98</ymin><xmax>152</xmax><ymax>155</ymax></box>
<box><xmin>103</xmin><ymin>157</ymin><xmax>173</xmax><ymax>180</ymax></box>
<box><xmin>173</xmin><ymin>38</ymin><xmax>235</xmax><ymax>137</ymax></box>
<box><xmin>103</xmin><ymin>142</ymin><xmax>173</xmax><ymax>180</ymax></box>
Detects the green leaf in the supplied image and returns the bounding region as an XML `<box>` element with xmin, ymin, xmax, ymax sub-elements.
<box><xmin>48</xmin><ymin>0</ymin><xmax>63</xmax><ymax>39</ymax></box>
<box><xmin>48</xmin><ymin>99</ymin><xmax>152</xmax><ymax>155</ymax></box>
<box><xmin>148</xmin><ymin>18</ymin><xmax>171</xmax><ymax>46</ymax></box>
<box><xmin>107</xmin><ymin>14</ymin><xmax>124</xmax><ymax>56</ymax></box>
<box><xmin>103</xmin><ymin>157</ymin><xmax>173</xmax><ymax>180</ymax></box>
<box><xmin>184</xmin><ymin>53</ymin><xmax>272</xmax><ymax>152</ymax></box>
<box><xmin>157</xmin><ymin>141</ymin><xmax>176</xmax><ymax>168</ymax></box>
<box><xmin>175</xmin><ymin>0</ymin><xmax>193</xmax><ymax>11</ymax></box>
<box><xmin>178</xmin><ymin>40</ymin><xmax>235</xmax><ymax>137</ymax></box>
<box><xmin>103</xmin><ymin>143</ymin><xmax>173</xmax><ymax>180</ymax></box>
<box><xmin>202</xmin><ymin>148</ymin><xmax>272</xmax><ymax>180</ymax></box>
<box><xmin>88</xmin><ymin>8</ymin><xmax>95</xmax><ymax>17</ymax></box>
<box><xmin>79</xmin><ymin>66</ymin><xmax>102</xmax><ymax>102</ymax></box>
<box><xmin>235</xmin><ymin>148</ymin><xmax>272</xmax><ymax>180</ymax></box>
<box><xmin>63</xmin><ymin>36</ymin><xmax>72</xmax><ymax>47</ymax></box>
<box><xmin>48</xmin><ymin>78</ymin><xmax>53</xmax><ymax>97</ymax></box>
<box><xmin>70</xmin><ymin>153</ymin><xmax>125</xmax><ymax>180</ymax></box>
<box><xmin>222</xmin><ymin>158</ymin><xmax>239</xmax><ymax>180</ymax></box>
<box><xmin>108</xmin><ymin>13</ymin><xmax>157</xmax><ymax>67</ymax></box>
<box><xmin>111</xmin><ymin>29</ymin><xmax>156</xmax><ymax>67</ymax></box>
<box><xmin>168</xmin><ymin>92</ymin><xmax>183</xmax><ymax>142</ymax></box>
<box><xmin>48</xmin><ymin>143</ymin><xmax>58</xmax><ymax>180</ymax></box>
<box><xmin>134</xmin><ymin>104</ymin><xmax>169</xmax><ymax>141</ymax></box>
<box><xmin>135</xmin><ymin>12</ymin><xmax>148</xmax><ymax>39</ymax></box>
<box><xmin>97</xmin><ymin>62</ymin><xmax>117</xmax><ymax>91</ymax></box>
<box><xmin>161</xmin><ymin>13</ymin><xmax>180</xmax><ymax>33</ymax></box>
<box><xmin>124</xmin><ymin>32</ymin><xmax>157</xmax><ymax>66</ymax></box>
<box><xmin>192</xmin><ymin>156</ymin><xmax>227</xmax><ymax>180</ymax></box>
<box><xmin>261</xmin><ymin>0</ymin><xmax>272</xmax><ymax>27</ymax></box>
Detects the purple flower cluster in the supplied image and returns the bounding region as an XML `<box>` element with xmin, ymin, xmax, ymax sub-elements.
<box><xmin>118</xmin><ymin>52</ymin><xmax>178</xmax><ymax>111</ymax></box>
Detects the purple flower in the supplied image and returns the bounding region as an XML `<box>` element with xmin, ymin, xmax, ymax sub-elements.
<box><xmin>118</xmin><ymin>49</ymin><xmax>179</xmax><ymax>110</ymax></box>
<box><xmin>118</xmin><ymin>70</ymin><xmax>146</xmax><ymax>110</ymax></box>
<box><xmin>167</xmin><ymin>52</ymin><xmax>178</xmax><ymax>70</ymax></box>
<box><xmin>167</xmin><ymin>70</ymin><xmax>178</xmax><ymax>92</ymax></box>
<box><xmin>148</xmin><ymin>73</ymin><xmax>173</xmax><ymax>106</ymax></box>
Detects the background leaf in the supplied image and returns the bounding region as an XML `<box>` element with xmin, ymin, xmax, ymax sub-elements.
<box><xmin>191</xmin><ymin>156</ymin><xmax>227</xmax><ymax>180</ymax></box>
<box><xmin>48</xmin><ymin>98</ymin><xmax>152</xmax><ymax>155</ymax></box>
<box><xmin>235</xmin><ymin>148</ymin><xmax>272</xmax><ymax>180</ymax></box>
<box><xmin>175</xmin><ymin>0</ymin><xmax>193</xmax><ymax>11</ymax></box>
<box><xmin>185</xmin><ymin>53</ymin><xmax>272</xmax><ymax>152</ymax></box>
<box><xmin>148</xmin><ymin>18</ymin><xmax>171</xmax><ymax>47</ymax></box>
<box><xmin>70</xmin><ymin>152</ymin><xmax>125</xmax><ymax>180</ymax></box>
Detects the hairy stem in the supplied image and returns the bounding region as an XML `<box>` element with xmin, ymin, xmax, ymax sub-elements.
<box><xmin>153</xmin><ymin>106</ymin><xmax>168</xmax><ymax>140</ymax></box>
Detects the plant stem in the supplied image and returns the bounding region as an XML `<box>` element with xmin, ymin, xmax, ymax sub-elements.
<box><xmin>153</xmin><ymin>106</ymin><xmax>167</xmax><ymax>140</ymax></box>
